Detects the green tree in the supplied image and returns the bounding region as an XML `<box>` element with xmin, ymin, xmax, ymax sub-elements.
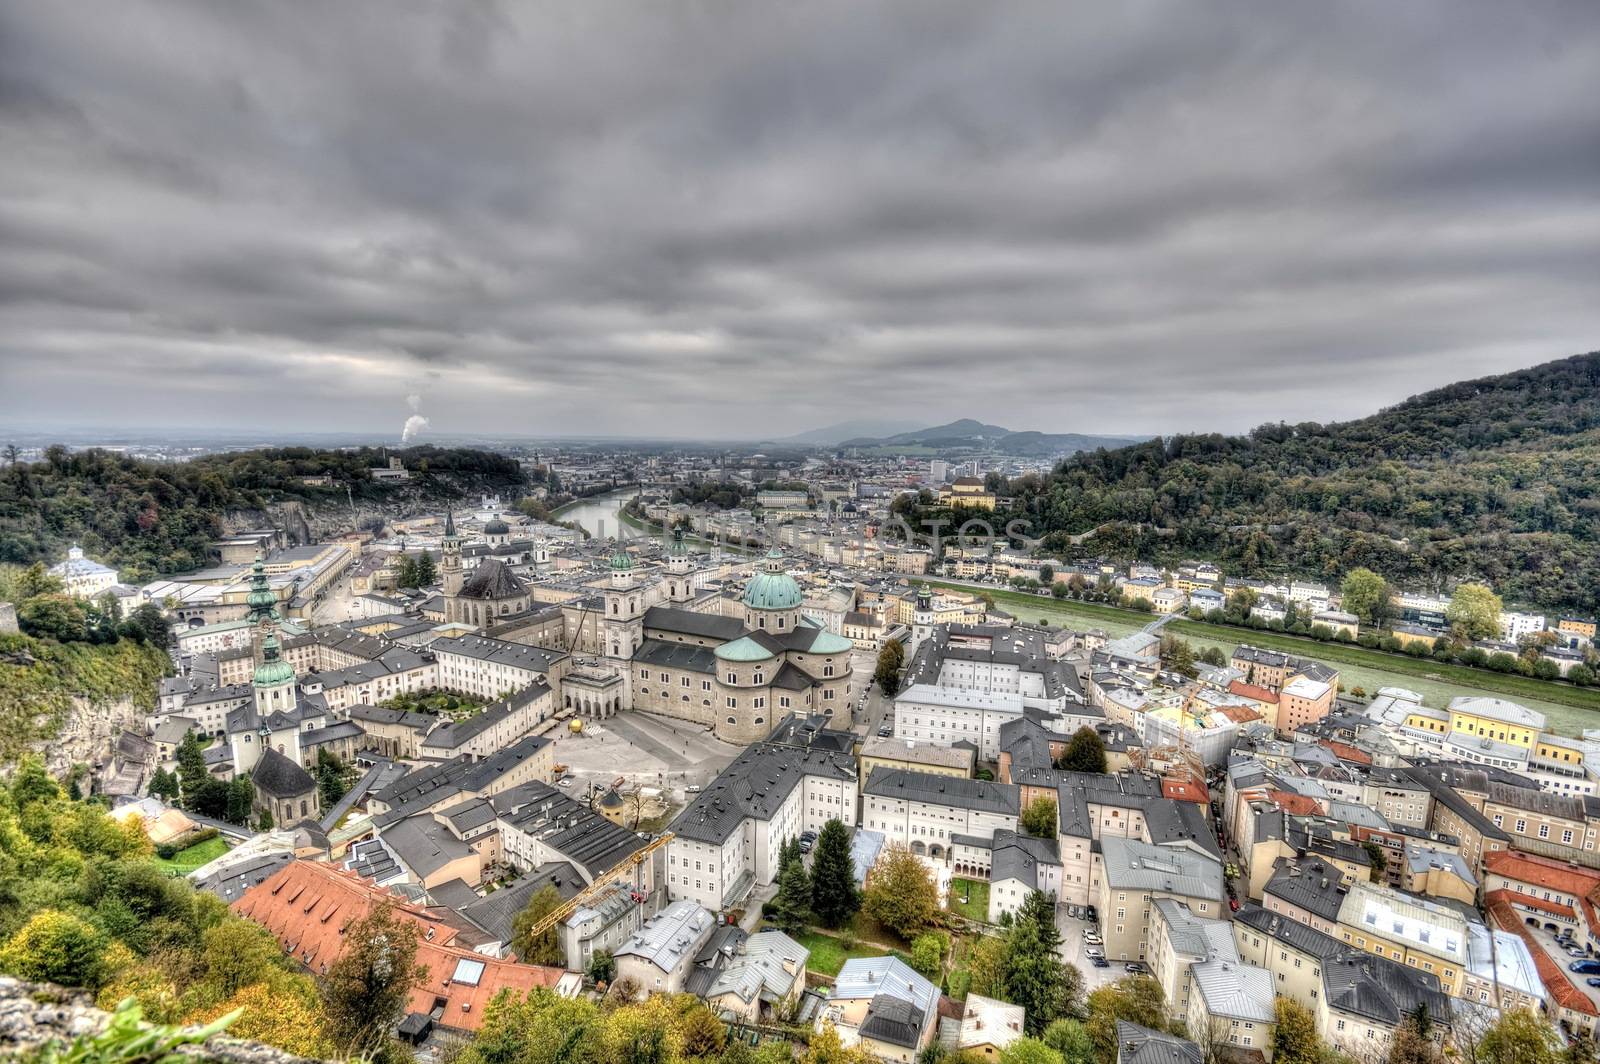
<box><xmin>862</xmin><ymin>843</ymin><xmax>939</xmax><ymax>939</ymax></box>
<box><xmin>1004</xmin><ymin>891</ymin><xmax>1067</xmax><ymax>1034</ymax></box>
<box><xmin>588</xmin><ymin>949</ymin><xmax>615</xmax><ymax>985</ymax></box>
<box><xmin>1447</xmin><ymin>583</ymin><xmax>1504</xmax><ymax>642</ymax></box>
<box><xmin>809</xmin><ymin>818</ymin><xmax>860</xmax><ymax>928</ymax></box>
<box><xmin>412</xmin><ymin>551</ymin><xmax>438</xmax><ymax>587</ymax></box>
<box><xmin>12</xmin><ymin>755</ymin><xmax>62</xmax><ymax>808</ymax></box>
<box><xmin>148</xmin><ymin>767</ymin><xmax>179</xmax><ymax>803</ymax></box>
<box><xmin>0</xmin><ymin>909</ymin><xmax>105</xmax><ymax>988</ymax></box>
<box><xmin>1085</xmin><ymin>977</ymin><xmax>1167</xmax><ymax>1059</ymax></box>
<box><xmin>874</xmin><ymin>639</ymin><xmax>906</xmax><ymax>696</ymax></box>
<box><xmin>909</xmin><ymin>932</ymin><xmax>945</xmax><ymax>978</ymax></box>
<box><xmin>1057</xmin><ymin>727</ymin><xmax>1107</xmax><ymax>774</ymax></box>
<box><xmin>510</xmin><ymin>884</ymin><xmax>568</xmax><ymax>965</ymax></box>
<box><xmin>1000</xmin><ymin>1038</ymin><xmax>1065</xmax><ymax>1064</ymax></box>
<box><xmin>1159</xmin><ymin>636</ymin><xmax>1197</xmax><ymax>677</ymax></box>
<box><xmin>1476</xmin><ymin>1010</ymin><xmax>1560</xmax><ymax>1064</ymax></box>
<box><xmin>1020</xmin><ymin>796</ymin><xmax>1057</xmax><ymax>838</ymax></box>
<box><xmin>1042</xmin><ymin>1020</ymin><xmax>1094</xmax><ymax>1064</ymax></box>
<box><xmin>18</xmin><ymin>594</ymin><xmax>89</xmax><ymax>642</ymax></box>
<box><xmin>769</xmin><ymin>845</ymin><xmax>812</xmax><ymax>934</ymax></box>
<box><xmin>321</xmin><ymin>902</ymin><xmax>425</xmax><ymax>1059</ymax></box>
<box><xmin>1362</xmin><ymin>840</ymin><xmax>1389</xmax><ymax>883</ymax></box>
<box><xmin>224</xmin><ymin>776</ymin><xmax>255</xmax><ymax>825</ymax></box>
<box><xmin>175</xmin><ymin>730</ymin><xmax>208</xmax><ymax>809</ymax></box>
<box><xmin>1340</xmin><ymin>568</ymin><xmax>1391</xmax><ymax>626</ymax></box>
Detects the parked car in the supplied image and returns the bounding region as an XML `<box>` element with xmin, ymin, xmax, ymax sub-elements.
<box><xmin>1570</xmin><ymin>960</ymin><xmax>1600</xmax><ymax>974</ymax></box>
<box><xmin>685</xmin><ymin>784</ymin><xmax>702</xmax><ymax>793</ymax></box>
<box><xmin>1085</xmin><ymin>906</ymin><xmax>1098</xmax><ymax>922</ymax></box>
<box><xmin>1085</xmin><ymin>947</ymin><xmax>1105</xmax><ymax>959</ymax></box>
<box><xmin>877</xmin><ymin>725</ymin><xmax>893</xmax><ymax>737</ymax></box>
<box><xmin>1125</xmin><ymin>962</ymin><xmax>1148</xmax><ymax>974</ymax></box>
<box><xmin>1229</xmin><ymin>898</ymin><xmax>1240</xmax><ymax>912</ymax></box>
<box><xmin>1090</xmin><ymin>956</ymin><xmax>1111</xmax><ymax>968</ymax></box>
<box><xmin>1083</xmin><ymin>931</ymin><xmax>1103</xmax><ymax>945</ymax></box>
<box><xmin>1588</xmin><ymin>978</ymin><xmax>1600</xmax><ymax>989</ymax></box>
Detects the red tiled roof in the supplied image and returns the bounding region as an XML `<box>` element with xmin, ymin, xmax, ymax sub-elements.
<box><xmin>1485</xmin><ymin>890</ymin><xmax>1596</xmax><ymax>1016</ymax></box>
<box><xmin>1485</xmin><ymin>849</ymin><xmax>1600</xmax><ymax>897</ymax></box>
<box><xmin>233</xmin><ymin>861</ymin><xmax>569</xmax><ymax>1031</ymax></box>
<box><xmin>1266</xmin><ymin>790</ymin><xmax>1325</xmax><ymax>817</ymax></box>
<box><xmin>1228</xmin><ymin>681</ymin><xmax>1278</xmax><ymax>704</ymax></box>
<box><xmin>1219</xmin><ymin>705</ymin><xmax>1264</xmax><ymax>724</ymax></box>
<box><xmin>1163</xmin><ymin>776</ymin><xmax>1211</xmax><ymax>804</ymax></box>
<box><xmin>1323</xmin><ymin>740</ymin><xmax>1372</xmax><ymax>766</ymax></box>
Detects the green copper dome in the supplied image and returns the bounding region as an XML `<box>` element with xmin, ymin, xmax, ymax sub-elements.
<box><xmin>253</xmin><ymin>632</ymin><xmax>296</xmax><ymax>688</ymax></box>
<box><xmin>806</xmin><ymin>630</ymin><xmax>855</xmax><ymax>654</ymax></box>
<box><xmin>610</xmin><ymin>544</ymin><xmax>634</xmax><ymax>570</ymax></box>
<box><xmin>715</xmin><ymin>635</ymin><xmax>778</xmax><ymax>662</ymax></box>
<box><xmin>667</xmin><ymin>526</ymin><xmax>689</xmax><ymax>557</ymax></box>
<box><xmin>742</xmin><ymin>549</ymin><xmax>803</xmax><ymax>611</ymax></box>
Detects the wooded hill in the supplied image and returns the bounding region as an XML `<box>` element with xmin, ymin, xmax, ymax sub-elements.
<box><xmin>1004</xmin><ymin>351</ymin><xmax>1600</xmax><ymax>614</ymax></box>
<box><xmin>0</xmin><ymin>445</ymin><xmax>526</xmax><ymax>583</ymax></box>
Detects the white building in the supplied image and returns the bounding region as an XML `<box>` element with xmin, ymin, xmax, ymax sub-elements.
<box><xmin>860</xmin><ymin>769</ymin><xmax>1019</xmax><ymax>858</ymax></box>
<box><xmin>49</xmin><ymin>545</ymin><xmax>119</xmax><ymax>598</ymax></box>
<box><xmin>666</xmin><ymin>741</ymin><xmax>858</xmax><ymax>910</ymax></box>
<box><xmin>893</xmin><ymin>684</ymin><xmax>1024</xmax><ymax>762</ymax></box>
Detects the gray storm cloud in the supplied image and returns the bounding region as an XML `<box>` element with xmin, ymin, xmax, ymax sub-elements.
<box><xmin>0</xmin><ymin>1</ymin><xmax>1597</xmax><ymax>438</ymax></box>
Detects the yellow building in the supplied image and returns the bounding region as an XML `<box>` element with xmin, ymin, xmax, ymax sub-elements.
<box><xmin>938</xmin><ymin>477</ymin><xmax>997</xmax><ymax>511</ymax></box>
<box><xmin>859</xmin><ymin>736</ymin><xmax>974</xmax><ymax>779</ymax></box>
<box><xmin>1446</xmin><ymin>696</ymin><xmax>1542</xmax><ymax>750</ymax></box>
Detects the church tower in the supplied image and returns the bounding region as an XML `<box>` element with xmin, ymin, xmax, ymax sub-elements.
<box><xmin>246</xmin><ymin>553</ymin><xmax>297</xmax><ymax>719</ymax></box>
<box><xmin>666</xmin><ymin>526</ymin><xmax>693</xmax><ymax>603</ymax></box>
<box><xmin>441</xmin><ymin>510</ymin><xmax>464</xmax><ymax>621</ymax></box>
<box><xmin>604</xmin><ymin>542</ymin><xmax>642</xmax><ymax>659</ymax></box>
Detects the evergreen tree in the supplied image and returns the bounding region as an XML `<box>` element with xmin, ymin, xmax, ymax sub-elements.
<box><xmin>148</xmin><ymin>767</ymin><xmax>178</xmax><ymax>803</ymax></box>
<box><xmin>412</xmin><ymin>551</ymin><xmax>438</xmax><ymax>586</ymax></box>
<box><xmin>224</xmin><ymin>776</ymin><xmax>255</xmax><ymax>825</ymax></box>
<box><xmin>809</xmin><ymin>818</ymin><xmax>860</xmax><ymax>928</ymax></box>
<box><xmin>770</xmin><ymin>845</ymin><xmax>812</xmax><ymax>933</ymax></box>
<box><xmin>175</xmin><ymin>731</ymin><xmax>208</xmax><ymax>808</ymax></box>
<box><xmin>1004</xmin><ymin>891</ymin><xmax>1066</xmax><ymax>1034</ymax></box>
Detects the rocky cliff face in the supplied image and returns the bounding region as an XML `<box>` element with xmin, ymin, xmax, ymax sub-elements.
<box><xmin>51</xmin><ymin>695</ymin><xmax>145</xmax><ymax>778</ymax></box>
<box><xmin>0</xmin><ymin>977</ymin><xmax>315</xmax><ymax>1063</ymax></box>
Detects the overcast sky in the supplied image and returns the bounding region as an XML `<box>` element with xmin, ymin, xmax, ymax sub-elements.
<box><xmin>2</xmin><ymin>2</ymin><xmax>1598</xmax><ymax>442</ymax></box>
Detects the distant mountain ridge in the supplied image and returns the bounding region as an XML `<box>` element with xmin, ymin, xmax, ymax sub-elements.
<box><xmin>839</xmin><ymin>418</ymin><xmax>1147</xmax><ymax>456</ymax></box>
<box><xmin>1001</xmin><ymin>350</ymin><xmax>1600</xmax><ymax>613</ymax></box>
<box><xmin>770</xmin><ymin>418</ymin><xmax>924</xmax><ymax>446</ymax></box>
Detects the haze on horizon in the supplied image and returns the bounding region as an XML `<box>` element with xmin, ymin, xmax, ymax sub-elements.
<box><xmin>2</xmin><ymin>2</ymin><xmax>1598</xmax><ymax>443</ymax></box>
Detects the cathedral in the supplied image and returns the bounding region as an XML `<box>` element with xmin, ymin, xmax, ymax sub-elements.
<box><xmin>448</xmin><ymin>525</ymin><xmax>856</xmax><ymax>744</ymax></box>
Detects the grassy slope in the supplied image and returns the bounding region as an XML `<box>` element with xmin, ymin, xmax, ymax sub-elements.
<box><xmin>924</xmin><ymin>580</ymin><xmax>1600</xmax><ymax>736</ymax></box>
<box><xmin>154</xmin><ymin>836</ymin><xmax>230</xmax><ymax>875</ymax></box>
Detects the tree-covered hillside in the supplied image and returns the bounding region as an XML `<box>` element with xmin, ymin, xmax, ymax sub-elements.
<box><xmin>0</xmin><ymin>445</ymin><xmax>526</xmax><ymax>582</ymax></box>
<box><xmin>1005</xmin><ymin>351</ymin><xmax>1600</xmax><ymax>613</ymax></box>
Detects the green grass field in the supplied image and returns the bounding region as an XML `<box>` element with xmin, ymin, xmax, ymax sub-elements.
<box><xmin>924</xmin><ymin>579</ymin><xmax>1600</xmax><ymax>737</ymax></box>
<box><xmin>949</xmin><ymin>879</ymin><xmax>990</xmax><ymax>923</ymax></box>
<box><xmin>153</xmin><ymin>836</ymin><xmax>229</xmax><ymax>876</ymax></box>
<box><xmin>786</xmin><ymin>929</ymin><xmax>891</xmax><ymax>976</ymax></box>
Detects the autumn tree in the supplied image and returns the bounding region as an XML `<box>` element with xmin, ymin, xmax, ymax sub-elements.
<box><xmin>510</xmin><ymin>883</ymin><xmax>567</xmax><ymax>965</ymax></box>
<box><xmin>321</xmin><ymin>902</ymin><xmax>425</xmax><ymax>1059</ymax></box>
<box><xmin>1274</xmin><ymin>997</ymin><xmax>1329</xmax><ymax>1064</ymax></box>
<box><xmin>1447</xmin><ymin>583</ymin><xmax>1504</xmax><ymax>642</ymax></box>
<box><xmin>1057</xmin><ymin>727</ymin><xmax>1107</xmax><ymax>774</ymax></box>
<box><xmin>874</xmin><ymin>638</ymin><xmax>906</xmax><ymax>696</ymax></box>
<box><xmin>1340</xmin><ymin>568</ymin><xmax>1391</xmax><ymax>626</ymax></box>
<box><xmin>862</xmin><ymin>843</ymin><xmax>939</xmax><ymax>939</ymax></box>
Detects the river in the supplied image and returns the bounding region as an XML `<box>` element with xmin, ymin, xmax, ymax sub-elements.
<box><xmin>554</xmin><ymin>488</ymin><xmax>644</xmax><ymax>540</ymax></box>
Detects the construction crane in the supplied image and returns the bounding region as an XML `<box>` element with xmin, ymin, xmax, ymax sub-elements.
<box><xmin>518</xmin><ymin>831</ymin><xmax>675</xmax><ymax>940</ymax></box>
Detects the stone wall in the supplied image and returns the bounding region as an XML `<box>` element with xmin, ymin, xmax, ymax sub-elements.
<box><xmin>0</xmin><ymin>976</ymin><xmax>315</xmax><ymax>1063</ymax></box>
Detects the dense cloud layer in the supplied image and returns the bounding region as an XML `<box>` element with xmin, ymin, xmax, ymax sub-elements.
<box><xmin>2</xmin><ymin>1</ymin><xmax>1598</xmax><ymax>439</ymax></box>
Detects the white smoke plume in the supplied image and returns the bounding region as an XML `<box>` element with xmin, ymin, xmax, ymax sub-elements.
<box><xmin>401</xmin><ymin>394</ymin><xmax>429</xmax><ymax>442</ymax></box>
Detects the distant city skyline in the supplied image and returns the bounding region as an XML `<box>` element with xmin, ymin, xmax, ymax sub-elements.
<box><xmin>2</xmin><ymin>2</ymin><xmax>1598</xmax><ymax>440</ymax></box>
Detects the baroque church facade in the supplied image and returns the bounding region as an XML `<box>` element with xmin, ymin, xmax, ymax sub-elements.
<box><xmin>441</xmin><ymin>523</ymin><xmax>856</xmax><ymax>745</ymax></box>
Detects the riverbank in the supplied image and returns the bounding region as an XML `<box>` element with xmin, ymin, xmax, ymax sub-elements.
<box><xmin>921</xmin><ymin>578</ymin><xmax>1600</xmax><ymax>737</ymax></box>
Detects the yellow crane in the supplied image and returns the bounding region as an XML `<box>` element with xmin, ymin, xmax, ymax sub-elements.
<box><xmin>518</xmin><ymin>831</ymin><xmax>674</xmax><ymax>940</ymax></box>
